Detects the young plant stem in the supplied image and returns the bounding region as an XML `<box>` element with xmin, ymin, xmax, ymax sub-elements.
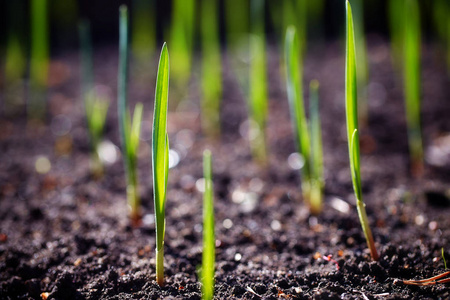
<box><xmin>249</xmin><ymin>0</ymin><xmax>268</xmax><ymax>164</ymax></box>
<box><xmin>152</xmin><ymin>43</ymin><xmax>170</xmax><ymax>286</ymax></box>
<box><xmin>403</xmin><ymin>0</ymin><xmax>423</xmax><ymax>177</ymax></box>
<box><xmin>309</xmin><ymin>80</ymin><xmax>323</xmax><ymax>215</ymax></box>
<box><xmin>118</xmin><ymin>6</ymin><xmax>143</xmax><ymax>225</ymax></box>
<box><xmin>345</xmin><ymin>0</ymin><xmax>378</xmax><ymax>261</ymax></box>
<box><xmin>285</xmin><ymin>26</ymin><xmax>312</xmax><ymax>209</ymax></box>
<box><xmin>202</xmin><ymin>150</ymin><xmax>215</xmax><ymax>300</ymax></box>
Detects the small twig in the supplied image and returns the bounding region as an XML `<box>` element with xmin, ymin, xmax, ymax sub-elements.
<box><xmin>395</xmin><ymin>271</ymin><xmax>450</xmax><ymax>286</ymax></box>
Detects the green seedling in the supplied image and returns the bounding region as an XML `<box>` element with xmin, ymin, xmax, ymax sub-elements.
<box><xmin>29</xmin><ymin>0</ymin><xmax>49</xmax><ymax>120</ymax></box>
<box><xmin>282</xmin><ymin>0</ymin><xmax>307</xmax><ymax>58</ymax></box>
<box><xmin>285</xmin><ymin>26</ymin><xmax>310</xmax><ymax>208</ymax></box>
<box><xmin>352</xmin><ymin>0</ymin><xmax>369</xmax><ymax>127</ymax></box>
<box><xmin>249</xmin><ymin>0</ymin><xmax>268</xmax><ymax>164</ymax></box>
<box><xmin>169</xmin><ymin>0</ymin><xmax>195</xmax><ymax>97</ymax></box>
<box><xmin>200</xmin><ymin>0</ymin><xmax>222</xmax><ymax>138</ymax></box>
<box><xmin>345</xmin><ymin>0</ymin><xmax>378</xmax><ymax>261</ymax></box>
<box><xmin>131</xmin><ymin>0</ymin><xmax>156</xmax><ymax>62</ymax></box>
<box><xmin>79</xmin><ymin>21</ymin><xmax>110</xmax><ymax>178</ymax></box>
<box><xmin>403</xmin><ymin>0</ymin><xmax>423</xmax><ymax>177</ymax></box>
<box><xmin>443</xmin><ymin>248</ymin><xmax>448</xmax><ymax>270</ymax></box>
<box><xmin>152</xmin><ymin>43</ymin><xmax>170</xmax><ymax>286</ymax></box>
<box><xmin>285</xmin><ymin>27</ymin><xmax>324</xmax><ymax>214</ymax></box>
<box><xmin>118</xmin><ymin>6</ymin><xmax>144</xmax><ymax>225</ymax></box>
<box><xmin>201</xmin><ymin>149</ymin><xmax>215</xmax><ymax>300</ymax></box>
<box><xmin>309</xmin><ymin>80</ymin><xmax>324</xmax><ymax>214</ymax></box>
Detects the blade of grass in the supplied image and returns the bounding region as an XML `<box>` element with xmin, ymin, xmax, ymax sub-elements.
<box><xmin>202</xmin><ymin>149</ymin><xmax>215</xmax><ymax>300</ymax></box>
<box><xmin>403</xmin><ymin>0</ymin><xmax>423</xmax><ymax>177</ymax></box>
<box><xmin>249</xmin><ymin>0</ymin><xmax>268</xmax><ymax>163</ymax></box>
<box><xmin>345</xmin><ymin>0</ymin><xmax>378</xmax><ymax>261</ymax></box>
<box><xmin>152</xmin><ymin>43</ymin><xmax>170</xmax><ymax>286</ymax></box>
<box><xmin>285</xmin><ymin>26</ymin><xmax>311</xmax><ymax>206</ymax></box>
<box><xmin>309</xmin><ymin>80</ymin><xmax>323</xmax><ymax>214</ymax></box>
<box><xmin>118</xmin><ymin>5</ymin><xmax>142</xmax><ymax>225</ymax></box>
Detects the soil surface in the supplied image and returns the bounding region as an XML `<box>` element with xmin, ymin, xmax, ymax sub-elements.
<box><xmin>1</xmin><ymin>39</ymin><xmax>449</xmax><ymax>299</ymax></box>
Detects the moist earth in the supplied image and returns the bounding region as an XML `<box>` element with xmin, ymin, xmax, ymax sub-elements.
<box><xmin>1</xmin><ymin>39</ymin><xmax>449</xmax><ymax>299</ymax></box>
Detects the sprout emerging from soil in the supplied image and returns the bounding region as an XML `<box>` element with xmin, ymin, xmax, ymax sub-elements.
<box><xmin>249</xmin><ymin>0</ymin><xmax>268</xmax><ymax>164</ymax></box>
<box><xmin>202</xmin><ymin>149</ymin><xmax>215</xmax><ymax>300</ymax></box>
<box><xmin>403</xmin><ymin>0</ymin><xmax>424</xmax><ymax>177</ymax></box>
<box><xmin>443</xmin><ymin>248</ymin><xmax>448</xmax><ymax>270</ymax></box>
<box><xmin>200</xmin><ymin>0</ymin><xmax>222</xmax><ymax>138</ymax></box>
<box><xmin>118</xmin><ymin>6</ymin><xmax>144</xmax><ymax>225</ymax></box>
<box><xmin>285</xmin><ymin>27</ymin><xmax>324</xmax><ymax>215</ymax></box>
<box><xmin>345</xmin><ymin>0</ymin><xmax>378</xmax><ymax>261</ymax></box>
<box><xmin>152</xmin><ymin>43</ymin><xmax>170</xmax><ymax>286</ymax></box>
<box><xmin>309</xmin><ymin>80</ymin><xmax>324</xmax><ymax>215</ymax></box>
<box><xmin>79</xmin><ymin>20</ymin><xmax>109</xmax><ymax>178</ymax></box>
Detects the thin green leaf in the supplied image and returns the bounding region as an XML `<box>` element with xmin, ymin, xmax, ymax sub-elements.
<box><xmin>152</xmin><ymin>42</ymin><xmax>170</xmax><ymax>286</ymax></box>
<box><xmin>130</xmin><ymin>102</ymin><xmax>143</xmax><ymax>156</ymax></box>
<box><xmin>285</xmin><ymin>26</ymin><xmax>311</xmax><ymax>182</ymax></box>
<box><xmin>403</xmin><ymin>0</ymin><xmax>423</xmax><ymax>169</ymax></box>
<box><xmin>202</xmin><ymin>149</ymin><xmax>215</xmax><ymax>300</ymax></box>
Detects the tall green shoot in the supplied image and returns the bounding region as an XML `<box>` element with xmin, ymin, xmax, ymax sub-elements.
<box><xmin>118</xmin><ymin>6</ymin><xmax>144</xmax><ymax>225</ymax></box>
<box><xmin>201</xmin><ymin>150</ymin><xmax>215</xmax><ymax>300</ymax></box>
<box><xmin>345</xmin><ymin>0</ymin><xmax>378</xmax><ymax>261</ymax></box>
<box><xmin>403</xmin><ymin>0</ymin><xmax>423</xmax><ymax>177</ymax></box>
<box><xmin>79</xmin><ymin>20</ymin><xmax>109</xmax><ymax>178</ymax></box>
<box><xmin>285</xmin><ymin>27</ymin><xmax>324</xmax><ymax>214</ymax></box>
<box><xmin>285</xmin><ymin>27</ymin><xmax>311</xmax><ymax>210</ymax></box>
<box><xmin>29</xmin><ymin>0</ymin><xmax>49</xmax><ymax>120</ymax></box>
<box><xmin>200</xmin><ymin>0</ymin><xmax>222</xmax><ymax>138</ymax></box>
<box><xmin>169</xmin><ymin>0</ymin><xmax>195</xmax><ymax>98</ymax></box>
<box><xmin>309</xmin><ymin>80</ymin><xmax>324</xmax><ymax>215</ymax></box>
<box><xmin>152</xmin><ymin>43</ymin><xmax>170</xmax><ymax>286</ymax></box>
<box><xmin>249</xmin><ymin>0</ymin><xmax>268</xmax><ymax>164</ymax></box>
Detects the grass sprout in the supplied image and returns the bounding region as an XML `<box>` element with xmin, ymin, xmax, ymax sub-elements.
<box><xmin>443</xmin><ymin>248</ymin><xmax>448</xmax><ymax>270</ymax></box>
<box><xmin>118</xmin><ymin>6</ymin><xmax>144</xmax><ymax>225</ymax></box>
<box><xmin>29</xmin><ymin>0</ymin><xmax>49</xmax><ymax>120</ymax></box>
<box><xmin>200</xmin><ymin>0</ymin><xmax>222</xmax><ymax>138</ymax></box>
<box><xmin>345</xmin><ymin>0</ymin><xmax>378</xmax><ymax>261</ymax></box>
<box><xmin>201</xmin><ymin>149</ymin><xmax>215</xmax><ymax>300</ymax></box>
<box><xmin>309</xmin><ymin>80</ymin><xmax>324</xmax><ymax>214</ymax></box>
<box><xmin>79</xmin><ymin>21</ymin><xmax>110</xmax><ymax>178</ymax></box>
<box><xmin>249</xmin><ymin>0</ymin><xmax>268</xmax><ymax>164</ymax></box>
<box><xmin>284</xmin><ymin>26</ymin><xmax>311</xmax><ymax>212</ymax></box>
<box><xmin>152</xmin><ymin>43</ymin><xmax>170</xmax><ymax>286</ymax></box>
<box><xmin>403</xmin><ymin>0</ymin><xmax>423</xmax><ymax>177</ymax></box>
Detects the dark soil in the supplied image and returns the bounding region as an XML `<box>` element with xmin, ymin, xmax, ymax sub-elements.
<box><xmin>1</xmin><ymin>38</ymin><xmax>449</xmax><ymax>299</ymax></box>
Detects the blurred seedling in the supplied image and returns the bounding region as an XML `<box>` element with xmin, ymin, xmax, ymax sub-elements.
<box><xmin>118</xmin><ymin>6</ymin><xmax>144</xmax><ymax>226</ymax></box>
